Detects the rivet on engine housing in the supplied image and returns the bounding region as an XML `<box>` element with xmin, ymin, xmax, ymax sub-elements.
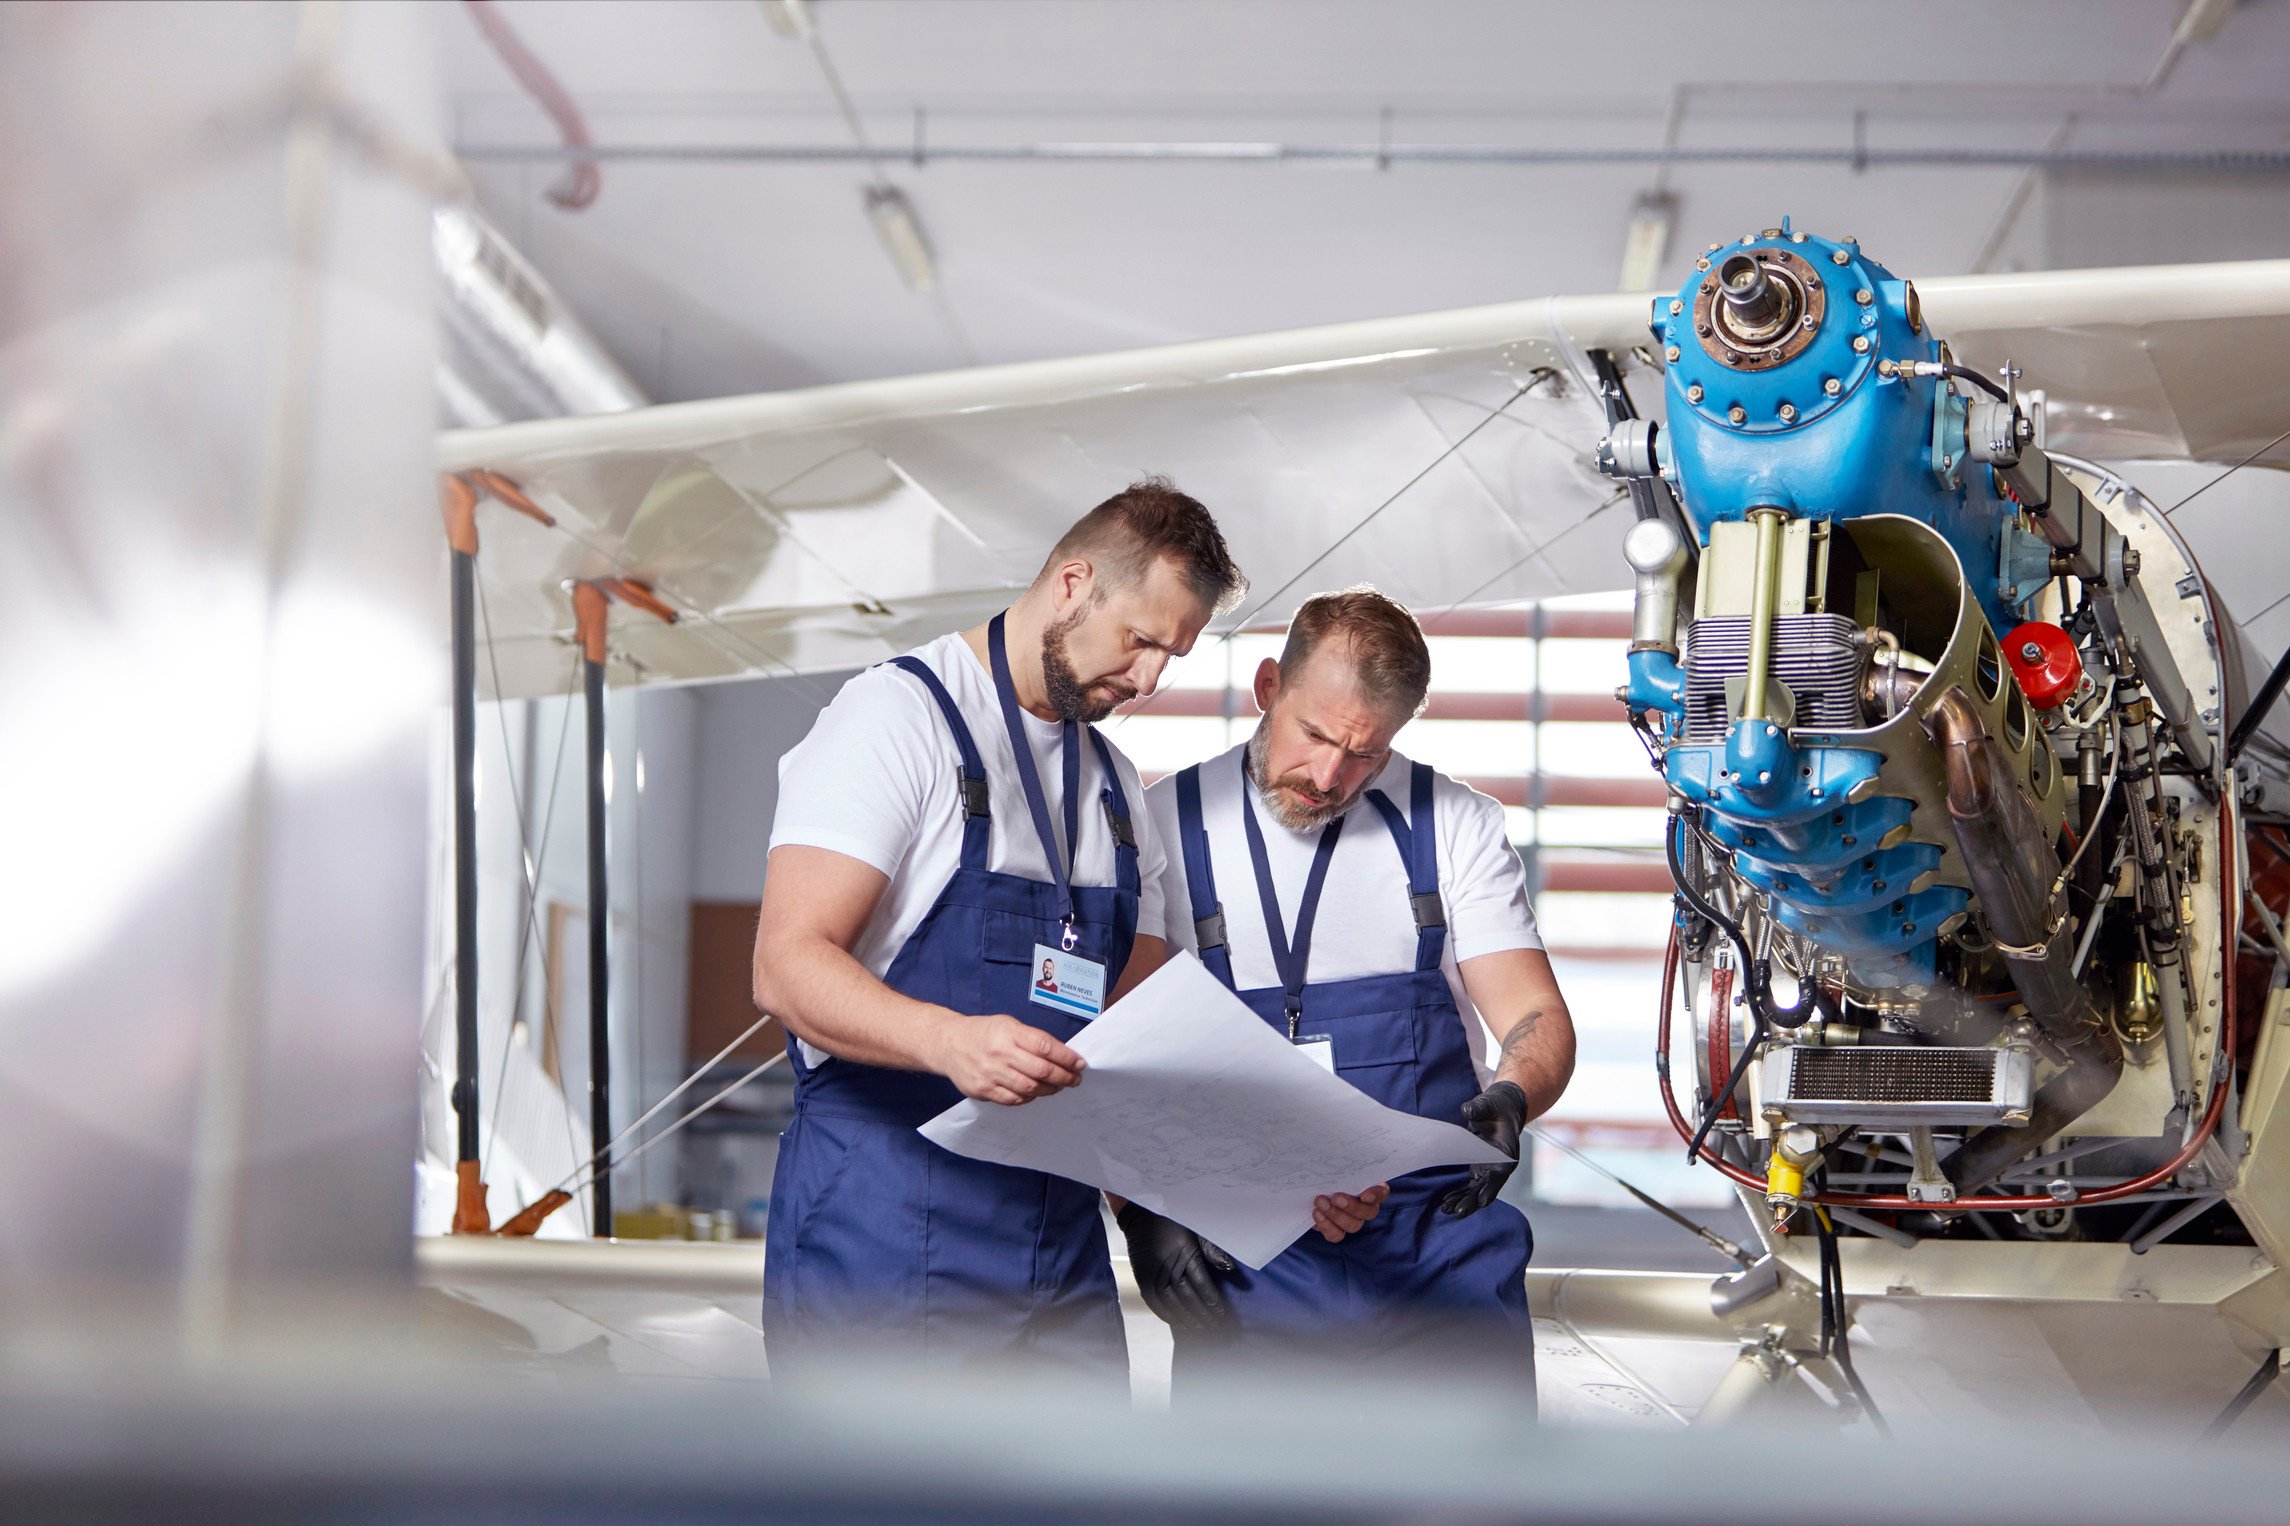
<box><xmin>1824</xmin><ymin>378</ymin><xmax>1842</xmax><ymax>396</ymax></box>
<box><xmin>1697</xmin><ymin>258</ymin><xmax>1711</xmax><ymax>272</ymax></box>
<box><xmin>1669</xmin><ymin>299</ymin><xmax>1685</xmax><ymax>315</ymax></box>
<box><xmin>1831</xmin><ymin>249</ymin><xmax>1849</xmax><ymax>265</ymax></box>
<box><xmin>1728</xmin><ymin>405</ymin><xmax>1747</xmax><ymax>425</ymax></box>
<box><xmin>1777</xmin><ymin>403</ymin><xmax>1797</xmax><ymax>422</ymax></box>
<box><xmin>1687</xmin><ymin>384</ymin><xmax>1705</xmax><ymax>403</ymax></box>
<box><xmin>1855</xmin><ymin>288</ymin><xmax>1874</xmax><ymax>305</ymax></box>
<box><xmin>1852</xmin><ymin>335</ymin><xmax>1871</xmax><ymax>354</ymax></box>
<box><xmin>1666</xmin><ymin>345</ymin><xmax>1682</xmax><ymax>362</ymax></box>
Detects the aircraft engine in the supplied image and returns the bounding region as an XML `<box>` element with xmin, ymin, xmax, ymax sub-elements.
<box><xmin>1603</xmin><ymin>222</ymin><xmax>2251</xmax><ymax>1237</ymax></box>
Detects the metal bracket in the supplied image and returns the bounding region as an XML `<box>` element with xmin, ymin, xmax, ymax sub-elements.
<box><xmin>1907</xmin><ymin>1126</ymin><xmax>1957</xmax><ymax>1203</ymax></box>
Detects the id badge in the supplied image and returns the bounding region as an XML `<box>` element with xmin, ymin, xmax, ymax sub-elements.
<box><xmin>1294</xmin><ymin>1034</ymin><xmax>1336</xmax><ymax>1074</ymax></box>
<box><xmin>1028</xmin><ymin>943</ymin><xmax>1106</xmax><ymax>1020</ymax></box>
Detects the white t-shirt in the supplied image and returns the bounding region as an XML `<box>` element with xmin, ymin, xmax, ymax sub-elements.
<box><xmin>770</xmin><ymin>630</ymin><xmax>1169</xmax><ymax>989</ymax></box>
<box><xmin>1143</xmin><ymin>742</ymin><xmax>1541</xmax><ymax>1080</ymax></box>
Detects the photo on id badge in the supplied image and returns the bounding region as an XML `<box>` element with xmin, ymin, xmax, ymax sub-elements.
<box><xmin>1029</xmin><ymin>944</ymin><xmax>1105</xmax><ymax>1020</ymax></box>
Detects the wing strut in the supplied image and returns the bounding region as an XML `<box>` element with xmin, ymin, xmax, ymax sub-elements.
<box><xmin>570</xmin><ymin>576</ymin><xmax>677</xmax><ymax>1237</ymax></box>
<box><xmin>438</xmin><ymin>473</ymin><xmax>553</xmax><ymax>1236</ymax></box>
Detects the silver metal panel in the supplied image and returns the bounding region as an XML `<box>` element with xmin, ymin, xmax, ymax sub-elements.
<box><xmin>0</xmin><ymin>2</ymin><xmax>442</xmax><ymax>1305</ymax></box>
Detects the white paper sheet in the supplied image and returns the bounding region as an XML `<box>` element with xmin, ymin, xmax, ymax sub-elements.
<box><xmin>917</xmin><ymin>953</ymin><xmax>1507</xmax><ymax>1269</ymax></box>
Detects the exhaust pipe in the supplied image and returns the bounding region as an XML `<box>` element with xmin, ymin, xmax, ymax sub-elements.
<box><xmin>1924</xmin><ymin>688</ymin><xmax>2124</xmax><ymax>1192</ymax></box>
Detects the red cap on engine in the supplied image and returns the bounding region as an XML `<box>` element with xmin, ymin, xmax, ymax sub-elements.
<box><xmin>2004</xmin><ymin>621</ymin><xmax>2082</xmax><ymax>710</ymax></box>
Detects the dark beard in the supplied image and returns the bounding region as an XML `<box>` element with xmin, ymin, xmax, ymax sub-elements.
<box><xmin>1246</xmin><ymin>723</ymin><xmax>1356</xmax><ymax>832</ymax></box>
<box><xmin>1041</xmin><ymin>605</ymin><xmax>1134</xmax><ymax>723</ymax></box>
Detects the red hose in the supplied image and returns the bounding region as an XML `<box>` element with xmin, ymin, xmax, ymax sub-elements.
<box><xmin>463</xmin><ymin>0</ymin><xmax>600</xmax><ymax>210</ymax></box>
<box><xmin>1656</xmin><ymin>795</ymin><xmax>2239</xmax><ymax>1212</ymax></box>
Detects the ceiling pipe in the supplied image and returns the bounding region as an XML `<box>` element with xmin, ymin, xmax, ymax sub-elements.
<box><xmin>455</xmin><ymin>140</ymin><xmax>2290</xmax><ymax>172</ymax></box>
<box><xmin>461</xmin><ymin>0</ymin><xmax>599</xmax><ymax>209</ymax></box>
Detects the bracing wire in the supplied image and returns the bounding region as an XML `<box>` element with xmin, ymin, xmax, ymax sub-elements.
<box><xmin>474</xmin><ymin>574</ymin><xmax>588</xmax><ymax>1199</ymax></box>
<box><xmin>2161</xmin><ymin>422</ymin><xmax>2290</xmax><ymax>520</ymax></box>
<box><xmin>1526</xmin><ymin>1124</ymin><xmax>1755</xmax><ymax>1268</ymax></box>
<box><xmin>1222</xmin><ymin>371</ymin><xmax>1559</xmax><ymax>636</ymax></box>
<box><xmin>532</xmin><ymin>1008</ymin><xmax>788</xmax><ymax>1205</ymax></box>
<box><xmin>555</xmin><ymin>1048</ymin><xmax>789</xmax><ymax>1205</ymax></box>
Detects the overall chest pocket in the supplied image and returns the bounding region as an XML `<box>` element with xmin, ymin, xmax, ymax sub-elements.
<box><xmin>1295</xmin><ymin>1004</ymin><xmax>1426</xmax><ymax>1112</ymax></box>
<box><xmin>979</xmin><ymin>910</ymin><xmax>1118</xmax><ymax>1026</ymax></box>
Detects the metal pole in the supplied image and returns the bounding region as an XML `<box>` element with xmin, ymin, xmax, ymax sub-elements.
<box><xmin>440</xmin><ymin>475</ymin><xmax>491</xmax><ymax>1234</ymax></box>
<box><xmin>450</xmin><ymin>547</ymin><xmax>481</xmax><ymax>1166</ymax></box>
<box><xmin>574</xmin><ymin>581</ymin><xmax>613</xmax><ymax>1238</ymax></box>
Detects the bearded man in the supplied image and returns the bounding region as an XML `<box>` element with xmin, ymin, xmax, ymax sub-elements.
<box><xmin>1132</xmin><ymin>586</ymin><xmax>1576</xmax><ymax>1402</ymax></box>
<box><xmin>753</xmin><ymin>478</ymin><xmax>1245</xmax><ymax>1385</ymax></box>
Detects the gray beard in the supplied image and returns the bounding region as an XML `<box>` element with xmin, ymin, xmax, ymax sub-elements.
<box><xmin>1245</xmin><ymin>724</ymin><xmax>1353</xmax><ymax>833</ymax></box>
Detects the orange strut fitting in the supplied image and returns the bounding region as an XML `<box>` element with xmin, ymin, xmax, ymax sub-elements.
<box><xmin>440</xmin><ymin>473</ymin><xmax>481</xmax><ymax>556</ymax></box>
<box><xmin>451</xmin><ymin>1158</ymin><xmax>492</xmax><ymax>1234</ymax></box>
<box><xmin>600</xmin><ymin>577</ymin><xmax>678</xmax><ymax>625</ymax></box>
<box><xmin>469</xmin><ymin>467</ymin><xmax>557</xmax><ymax>528</ymax></box>
<box><xmin>571</xmin><ymin>581</ymin><xmax>611</xmax><ymax>666</ymax></box>
<box><xmin>495</xmin><ymin>1189</ymin><xmax>575</xmax><ymax>1239</ymax></box>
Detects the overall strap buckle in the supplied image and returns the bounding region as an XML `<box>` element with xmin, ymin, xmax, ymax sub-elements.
<box><xmin>1103</xmin><ymin>800</ymin><xmax>1136</xmax><ymax>849</ymax></box>
<box><xmin>1410</xmin><ymin>891</ymin><xmax>1446</xmax><ymax>930</ymax></box>
<box><xmin>959</xmin><ymin>776</ymin><xmax>992</xmax><ymax>819</ymax></box>
<box><xmin>1194</xmin><ymin>907</ymin><xmax>1228</xmax><ymax>951</ymax></box>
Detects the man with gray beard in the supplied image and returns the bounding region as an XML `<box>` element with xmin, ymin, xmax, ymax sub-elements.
<box><xmin>1133</xmin><ymin>587</ymin><xmax>1576</xmax><ymax>1403</ymax></box>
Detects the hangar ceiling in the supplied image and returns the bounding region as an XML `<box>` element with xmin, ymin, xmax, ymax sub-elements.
<box><xmin>441</xmin><ymin>0</ymin><xmax>2290</xmax><ymax>409</ymax></box>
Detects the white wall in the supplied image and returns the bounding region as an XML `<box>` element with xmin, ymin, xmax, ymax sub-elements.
<box><xmin>692</xmin><ymin>668</ymin><xmax>863</xmax><ymax>905</ymax></box>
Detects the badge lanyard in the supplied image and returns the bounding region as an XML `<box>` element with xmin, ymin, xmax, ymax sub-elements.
<box><xmin>988</xmin><ymin>612</ymin><xmax>1084</xmax><ymax>950</ymax></box>
<box><xmin>1238</xmin><ymin>753</ymin><xmax>1345</xmax><ymax>1038</ymax></box>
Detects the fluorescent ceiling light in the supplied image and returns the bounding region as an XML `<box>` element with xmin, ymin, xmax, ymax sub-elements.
<box><xmin>1618</xmin><ymin>192</ymin><xmax>1678</xmax><ymax>293</ymax></box>
<box><xmin>760</xmin><ymin>0</ymin><xmax>813</xmax><ymax>40</ymax></box>
<box><xmin>867</xmin><ymin>187</ymin><xmax>939</xmax><ymax>293</ymax></box>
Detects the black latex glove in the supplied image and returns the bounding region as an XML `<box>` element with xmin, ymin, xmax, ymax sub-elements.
<box><xmin>1115</xmin><ymin>1202</ymin><xmax>1236</xmax><ymax>1332</ymax></box>
<box><xmin>1439</xmin><ymin>1080</ymin><xmax>1530</xmax><ymax>1218</ymax></box>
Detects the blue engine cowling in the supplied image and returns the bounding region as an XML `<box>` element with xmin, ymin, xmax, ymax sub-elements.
<box><xmin>1625</xmin><ymin>221</ymin><xmax>2045</xmax><ymax>991</ymax></box>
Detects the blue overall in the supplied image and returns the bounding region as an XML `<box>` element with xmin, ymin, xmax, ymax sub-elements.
<box><xmin>763</xmin><ymin>617</ymin><xmax>1137</xmax><ymax>1385</ymax></box>
<box><xmin>1171</xmin><ymin>755</ymin><xmax>1534</xmax><ymax>1393</ymax></box>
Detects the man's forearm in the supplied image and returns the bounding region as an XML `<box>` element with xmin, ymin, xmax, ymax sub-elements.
<box><xmin>754</xmin><ymin>931</ymin><xmax>958</xmax><ymax>1074</ymax></box>
<box><xmin>1492</xmin><ymin>1005</ymin><xmax>1575</xmax><ymax>1121</ymax></box>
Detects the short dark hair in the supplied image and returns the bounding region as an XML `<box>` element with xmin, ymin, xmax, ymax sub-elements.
<box><xmin>1042</xmin><ymin>477</ymin><xmax>1248</xmax><ymax>616</ymax></box>
<box><xmin>1278</xmin><ymin>586</ymin><xmax>1432</xmax><ymax>720</ymax></box>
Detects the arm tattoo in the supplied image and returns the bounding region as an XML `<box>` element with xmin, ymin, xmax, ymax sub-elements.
<box><xmin>1496</xmin><ymin>1009</ymin><xmax>1544</xmax><ymax>1066</ymax></box>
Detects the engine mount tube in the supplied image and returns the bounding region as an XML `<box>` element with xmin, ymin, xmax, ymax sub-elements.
<box><xmin>1924</xmin><ymin>688</ymin><xmax>2125</xmax><ymax>1192</ymax></box>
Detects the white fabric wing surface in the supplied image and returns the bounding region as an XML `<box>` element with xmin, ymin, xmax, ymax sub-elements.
<box><xmin>917</xmin><ymin>953</ymin><xmax>1506</xmax><ymax>1270</ymax></box>
<box><xmin>437</xmin><ymin>260</ymin><xmax>2290</xmax><ymax>701</ymax></box>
